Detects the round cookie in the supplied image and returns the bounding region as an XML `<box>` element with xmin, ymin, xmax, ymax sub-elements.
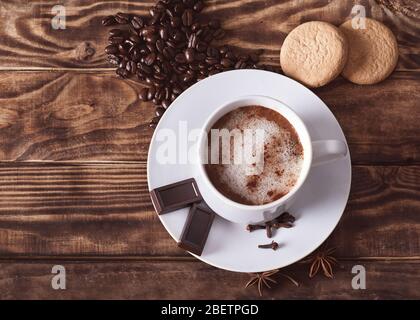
<box><xmin>280</xmin><ymin>21</ymin><xmax>348</xmax><ymax>88</ymax></box>
<box><xmin>340</xmin><ymin>18</ymin><xmax>398</xmax><ymax>85</ymax></box>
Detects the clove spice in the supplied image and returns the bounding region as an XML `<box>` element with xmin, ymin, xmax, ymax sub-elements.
<box><xmin>265</xmin><ymin>222</ymin><xmax>272</xmax><ymax>238</ymax></box>
<box><xmin>246</xmin><ymin>212</ymin><xmax>296</xmax><ymax>238</ymax></box>
<box><xmin>258</xmin><ymin>241</ymin><xmax>279</xmax><ymax>250</ymax></box>
<box><xmin>246</xmin><ymin>224</ymin><xmax>265</xmax><ymax>232</ymax></box>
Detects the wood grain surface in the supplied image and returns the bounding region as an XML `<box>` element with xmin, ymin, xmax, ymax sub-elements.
<box><xmin>0</xmin><ymin>0</ymin><xmax>419</xmax><ymax>299</ymax></box>
<box><xmin>0</xmin><ymin>260</ymin><xmax>419</xmax><ymax>299</ymax></box>
<box><xmin>0</xmin><ymin>71</ymin><xmax>418</xmax><ymax>163</ymax></box>
<box><xmin>0</xmin><ymin>163</ymin><xmax>418</xmax><ymax>258</ymax></box>
<box><xmin>0</xmin><ymin>0</ymin><xmax>418</xmax><ymax>69</ymax></box>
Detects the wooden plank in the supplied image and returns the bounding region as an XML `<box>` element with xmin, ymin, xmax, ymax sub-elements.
<box><xmin>331</xmin><ymin>165</ymin><xmax>420</xmax><ymax>257</ymax></box>
<box><xmin>0</xmin><ymin>71</ymin><xmax>154</xmax><ymax>161</ymax></box>
<box><xmin>0</xmin><ymin>71</ymin><xmax>419</xmax><ymax>163</ymax></box>
<box><xmin>0</xmin><ymin>163</ymin><xmax>175</xmax><ymax>256</ymax></box>
<box><xmin>0</xmin><ymin>259</ymin><xmax>418</xmax><ymax>299</ymax></box>
<box><xmin>0</xmin><ymin>0</ymin><xmax>418</xmax><ymax>69</ymax></box>
<box><xmin>0</xmin><ymin>163</ymin><xmax>418</xmax><ymax>257</ymax></box>
<box><xmin>316</xmin><ymin>71</ymin><xmax>420</xmax><ymax>164</ymax></box>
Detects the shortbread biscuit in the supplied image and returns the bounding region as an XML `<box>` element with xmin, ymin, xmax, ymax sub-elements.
<box><xmin>340</xmin><ymin>18</ymin><xmax>398</xmax><ymax>84</ymax></box>
<box><xmin>280</xmin><ymin>21</ymin><xmax>348</xmax><ymax>88</ymax></box>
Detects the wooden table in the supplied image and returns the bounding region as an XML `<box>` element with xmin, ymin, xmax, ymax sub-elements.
<box><xmin>0</xmin><ymin>0</ymin><xmax>419</xmax><ymax>299</ymax></box>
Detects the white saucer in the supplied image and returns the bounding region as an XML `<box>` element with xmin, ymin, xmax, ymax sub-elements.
<box><xmin>147</xmin><ymin>70</ymin><xmax>351</xmax><ymax>273</ymax></box>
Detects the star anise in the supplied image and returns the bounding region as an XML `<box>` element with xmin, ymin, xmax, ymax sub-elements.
<box><xmin>305</xmin><ymin>245</ymin><xmax>338</xmax><ymax>278</ymax></box>
<box><xmin>245</xmin><ymin>269</ymin><xmax>299</xmax><ymax>296</ymax></box>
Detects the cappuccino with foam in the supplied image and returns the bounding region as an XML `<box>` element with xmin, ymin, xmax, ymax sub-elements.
<box><xmin>204</xmin><ymin>106</ymin><xmax>304</xmax><ymax>205</ymax></box>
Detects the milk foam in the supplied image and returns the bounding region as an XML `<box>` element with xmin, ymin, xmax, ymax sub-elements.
<box><xmin>206</xmin><ymin>106</ymin><xmax>304</xmax><ymax>205</ymax></box>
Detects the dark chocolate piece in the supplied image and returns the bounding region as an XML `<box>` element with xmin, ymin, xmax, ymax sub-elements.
<box><xmin>150</xmin><ymin>178</ymin><xmax>202</xmax><ymax>215</ymax></box>
<box><xmin>178</xmin><ymin>202</ymin><xmax>215</xmax><ymax>256</ymax></box>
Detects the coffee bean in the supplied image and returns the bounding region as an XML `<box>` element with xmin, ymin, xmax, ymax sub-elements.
<box><xmin>234</xmin><ymin>60</ymin><xmax>247</xmax><ymax>69</ymax></box>
<box><xmin>102</xmin><ymin>15</ymin><xmax>117</xmax><ymax>26</ymax></box>
<box><xmin>105</xmin><ymin>44</ymin><xmax>119</xmax><ymax>54</ymax></box>
<box><xmin>109</xmin><ymin>29</ymin><xmax>124</xmax><ymax>37</ymax></box>
<box><xmin>154</xmin><ymin>73</ymin><xmax>166</xmax><ymax>81</ymax></box>
<box><xmin>205</xmin><ymin>57</ymin><xmax>218</xmax><ymax>65</ymax></box>
<box><xmin>174</xmin><ymin>3</ymin><xmax>185</xmax><ymax>15</ymax></box>
<box><xmin>129</xmin><ymin>34</ymin><xmax>141</xmax><ymax>43</ymax></box>
<box><xmin>173</xmin><ymin>86</ymin><xmax>182</xmax><ymax>95</ymax></box>
<box><xmin>124</xmin><ymin>39</ymin><xmax>135</xmax><ymax>47</ymax></box>
<box><xmin>108</xmin><ymin>55</ymin><xmax>120</xmax><ymax>65</ymax></box>
<box><xmin>193</xmin><ymin>1</ymin><xmax>204</xmax><ymax>12</ymax></box>
<box><xmin>141</xmin><ymin>26</ymin><xmax>157</xmax><ymax>37</ymax></box>
<box><xmin>115</xmin><ymin>12</ymin><xmax>130</xmax><ymax>24</ymax></box>
<box><xmin>203</xmin><ymin>32</ymin><xmax>214</xmax><ymax>43</ymax></box>
<box><xmin>149</xmin><ymin>15</ymin><xmax>160</xmax><ymax>25</ymax></box>
<box><xmin>213</xmin><ymin>29</ymin><xmax>225</xmax><ymax>39</ymax></box>
<box><xmin>131</xmin><ymin>16</ymin><xmax>144</xmax><ymax>29</ymax></box>
<box><xmin>185</xmin><ymin>48</ymin><xmax>195</xmax><ymax>63</ymax></box>
<box><xmin>170</xmin><ymin>16</ymin><xmax>181</xmax><ymax>28</ymax></box>
<box><xmin>153</xmin><ymin>64</ymin><xmax>161</xmax><ymax>74</ymax></box>
<box><xmin>196</xmin><ymin>52</ymin><xmax>206</xmax><ymax>62</ymax></box>
<box><xmin>175</xmin><ymin>64</ymin><xmax>188</xmax><ymax>74</ymax></box>
<box><xmin>159</xmin><ymin>27</ymin><xmax>168</xmax><ymax>40</ymax></box>
<box><xmin>207</xmin><ymin>47</ymin><xmax>220</xmax><ymax>59</ymax></box>
<box><xmin>109</xmin><ymin>36</ymin><xmax>124</xmax><ymax>44</ymax></box>
<box><xmin>145</xmin><ymin>34</ymin><xmax>158</xmax><ymax>43</ymax></box>
<box><xmin>163</xmin><ymin>47</ymin><xmax>175</xmax><ymax>59</ymax></box>
<box><xmin>191</xmin><ymin>22</ymin><xmax>200</xmax><ymax>32</ymax></box>
<box><xmin>116</xmin><ymin>67</ymin><xmax>128</xmax><ymax>78</ymax></box>
<box><xmin>172</xmin><ymin>30</ymin><xmax>185</xmax><ymax>42</ymax></box>
<box><xmin>139</xmin><ymin>47</ymin><xmax>148</xmax><ymax>55</ymax></box>
<box><xmin>149</xmin><ymin>116</ymin><xmax>160</xmax><ymax>128</ymax></box>
<box><xmin>225</xmin><ymin>51</ymin><xmax>236</xmax><ymax>60</ymax></box>
<box><xmin>103</xmin><ymin>2</ymin><xmax>263</xmax><ymax>113</ymax></box>
<box><xmin>156</xmin><ymin>107</ymin><xmax>165</xmax><ymax>116</ymax></box>
<box><xmin>149</xmin><ymin>7</ymin><xmax>160</xmax><ymax>18</ymax></box>
<box><xmin>125</xmin><ymin>60</ymin><xmax>132</xmax><ymax>72</ymax></box>
<box><xmin>118</xmin><ymin>44</ymin><xmax>128</xmax><ymax>55</ymax></box>
<box><xmin>147</xmin><ymin>86</ymin><xmax>156</xmax><ymax>100</ymax></box>
<box><xmin>129</xmin><ymin>60</ymin><xmax>137</xmax><ymax>73</ymax></box>
<box><xmin>139</xmin><ymin>88</ymin><xmax>149</xmax><ymax>101</ymax></box>
<box><xmin>156</xmin><ymin>39</ymin><xmax>165</xmax><ymax>52</ymax></box>
<box><xmin>162</xmin><ymin>99</ymin><xmax>171</xmax><ymax>109</ymax></box>
<box><xmin>156</xmin><ymin>53</ymin><xmax>164</xmax><ymax>62</ymax></box>
<box><xmin>138</xmin><ymin>63</ymin><xmax>152</xmax><ymax>75</ymax></box>
<box><xmin>220</xmin><ymin>58</ymin><xmax>233</xmax><ymax>68</ymax></box>
<box><xmin>182</xmin><ymin>9</ymin><xmax>193</xmax><ymax>27</ymax></box>
<box><xmin>165</xmin><ymin>8</ymin><xmax>174</xmax><ymax>18</ymax></box>
<box><xmin>144</xmin><ymin>53</ymin><xmax>157</xmax><ymax>66</ymax></box>
<box><xmin>195</xmin><ymin>41</ymin><xmax>207</xmax><ymax>53</ymax></box>
<box><xmin>166</xmin><ymin>39</ymin><xmax>177</xmax><ymax>48</ymax></box>
<box><xmin>183</xmin><ymin>0</ymin><xmax>195</xmax><ymax>8</ymax></box>
<box><xmin>161</xmin><ymin>61</ymin><xmax>171</xmax><ymax>74</ymax></box>
<box><xmin>175</xmin><ymin>53</ymin><xmax>187</xmax><ymax>64</ymax></box>
<box><xmin>164</xmin><ymin>87</ymin><xmax>170</xmax><ymax>100</ymax></box>
<box><xmin>188</xmin><ymin>33</ymin><xmax>198</xmax><ymax>48</ymax></box>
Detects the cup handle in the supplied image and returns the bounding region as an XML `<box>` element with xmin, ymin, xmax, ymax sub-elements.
<box><xmin>312</xmin><ymin>140</ymin><xmax>347</xmax><ymax>167</ymax></box>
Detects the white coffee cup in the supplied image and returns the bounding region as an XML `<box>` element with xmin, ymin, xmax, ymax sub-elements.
<box><xmin>195</xmin><ymin>95</ymin><xmax>347</xmax><ymax>224</ymax></box>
